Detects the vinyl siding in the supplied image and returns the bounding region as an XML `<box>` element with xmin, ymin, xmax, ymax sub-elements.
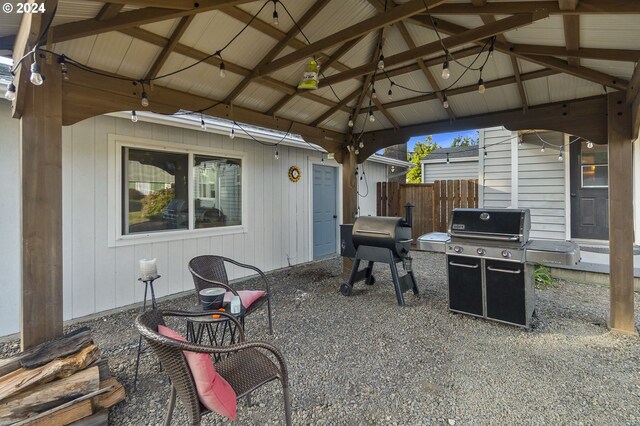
<box><xmin>0</xmin><ymin>101</ymin><xmax>386</xmax><ymax>336</ymax></box>
<box><xmin>481</xmin><ymin>127</ymin><xmax>513</xmax><ymax>209</ymax></box>
<box><xmin>518</xmin><ymin>131</ymin><xmax>567</xmax><ymax>240</ymax></box>
<box><xmin>422</xmin><ymin>160</ymin><xmax>479</xmax><ymax>183</ymax></box>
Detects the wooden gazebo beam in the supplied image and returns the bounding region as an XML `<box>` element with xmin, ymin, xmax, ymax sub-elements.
<box><xmin>429</xmin><ymin>0</ymin><xmax>640</xmax><ymax>15</ymax></box>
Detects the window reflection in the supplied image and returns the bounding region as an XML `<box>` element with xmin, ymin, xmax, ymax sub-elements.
<box><xmin>194</xmin><ymin>155</ymin><xmax>242</xmax><ymax>229</ymax></box>
<box><xmin>580</xmin><ymin>141</ymin><xmax>608</xmax><ymax>188</ymax></box>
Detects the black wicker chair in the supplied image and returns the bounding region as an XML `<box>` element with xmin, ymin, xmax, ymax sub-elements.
<box><xmin>188</xmin><ymin>255</ymin><xmax>273</xmax><ymax>334</ymax></box>
<box><xmin>135</xmin><ymin>309</ymin><xmax>291</xmax><ymax>426</ymax></box>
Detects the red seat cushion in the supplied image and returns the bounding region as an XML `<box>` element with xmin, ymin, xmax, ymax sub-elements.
<box><xmin>223</xmin><ymin>290</ymin><xmax>266</xmax><ymax>309</ymax></box>
<box><xmin>158</xmin><ymin>325</ymin><xmax>236</xmax><ymax>420</ymax></box>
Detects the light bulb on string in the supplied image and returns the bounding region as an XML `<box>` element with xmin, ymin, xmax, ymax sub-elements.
<box><xmin>359</xmin><ymin>141</ymin><xmax>364</xmax><ymax>149</ymax></box>
<box><xmin>321</xmin><ymin>154</ymin><xmax>324</xmax><ymax>163</ymax></box>
<box><xmin>388</xmin><ymin>83</ymin><xmax>393</xmax><ymax>100</ymax></box>
<box><xmin>58</xmin><ymin>56</ymin><xmax>69</xmax><ymax>81</ymax></box>
<box><xmin>200</xmin><ymin>116</ymin><xmax>207</xmax><ymax>130</ymax></box>
<box><xmin>141</xmin><ymin>91</ymin><xmax>149</xmax><ymax>107</ymax></box>
<box><xmin>4</xmin><ymin>82</ymin><xmax>16</xmax><ymax>101</ymax></box>
<box><xmin>478</xmin><ymin>77</ymin><xmax>486</xmax><ymax>94</ymax></box>
<box><xmin>446</xmin><ymin>153</ymin><xmax>450</xmax><ymax>164</ymax></box>
<box><xmin>587</xmin><ymin>141</ymin><xmax>594</xmax><ymax>149</ymax></box>
<box><xmin>131</xmin><ymin>110</ymin><xmax>138</xmax><ymax>123</ymax></box>
<box><xmin>229</xmin><ymin>126</ymin><xmax>235</xmax><ymax>139</ymax></box>
<box><xmin>484</xmin><ymin>149</ymin><xmax>488</xmax><ymax>158</ymax></box>
<box><xmin>272</xmin><ymin>0</ymin><xmax>279</xmax><ymax>26</ymax></box>
<box><xmin>540</xmin><ymin>143</ymin><xmax>545</xmax><ymax>153</ymax></box>
<box><xmin>371</xmin><ymin>87</ymin><xmax>377</xmax><ymax>100</ymax></box>
<box><xmin>488</xmin><ymin>44</ymin><xmax>494</xmax><ymax>58</ymax></box>
<box><xmin>219</xmin><ymin>61</ymin><xmax>227</xmax><ymax>78</ymax></box>
<box><xmin>274</xmin><ymin>149</ymin><xmax>279</xmax><ymax>160</ymax></box>
<box><xmin>441</xmin><ymin>60</ymin><xmax>450</xmax><ymax>80</ymax></box>
<box><xmin>30</xmin><ymin>62</ymin><xmax>43</xmax><ymax>86</ymax></box>
<box><xmin>348</xmin><ymin>115</ymin><xmax>354</xmax><ymax>128</ymax></box>
<box><xmin>558</xmin><ymin>149</ymin><xmax>563</xmax><ymax>161</ymax></box>
<box><xmin>442</xmin><ymin>93</ymin><xmax>449</xmax><ymax>109</ymax></box>
<box><xmin>377</xmin><ymin>54</ymin><xmax>385</xmax><ymax>71</ymax></box>
<box><xmin>355</xmin><ymin>149</ymin><xmax>359</xmax><ymax>155</ymax></box>
<box><xmin>369</xmin><ymin>111</ymin><xmax>375</xmax><ymax>122</ymax></box>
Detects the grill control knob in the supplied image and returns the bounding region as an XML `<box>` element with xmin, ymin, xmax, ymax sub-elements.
<box><xmin>454</xmin><ymin>246</ymin><xmax>463</xmax><ymax>254</ymax></box>
<box><xmin>476</xmin><ymin>248</ymin><xmax>486</xmax><ymax>256</ymax></box>
<box><xmin>501</xmin><ymin>250</ymin><xmax>512</xmax><ymax>258</ymax></box>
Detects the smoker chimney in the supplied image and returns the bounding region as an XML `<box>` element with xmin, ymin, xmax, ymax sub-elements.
<box><xmin>404</xmin><ymin>202</ymin><xmax>414</xmax><ymax>228</ymax></box>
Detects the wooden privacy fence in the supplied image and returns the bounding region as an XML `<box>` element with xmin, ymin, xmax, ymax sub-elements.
<box><xmin>377</xmin><ymin>180</ymin><xmax>478</xmax><ymax>237</ymax></box>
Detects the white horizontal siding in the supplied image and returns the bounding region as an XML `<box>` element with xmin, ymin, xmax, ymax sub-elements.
<box><xmin>0</xmin><ymin>101</ymin><xmax>385</xmax><ymax>336</ymax></box>
<box><xmin>422</xmin><ymin>160</ymin><xmax>479</xmax><ymax>184</ymax></box>
<box><xmin>358</xmin><ymin>160</ymin><xmax>386</xmax><ymax>216</ymax></box>
<box><xmin>481</xmin><ymin>127</ymin><xmax>513</xmax><ymax>209</ymax></box>
<box><xmin>518</xmin><ymin>131</ymin><xmax>566</xmax><ymax>240</ymax></box>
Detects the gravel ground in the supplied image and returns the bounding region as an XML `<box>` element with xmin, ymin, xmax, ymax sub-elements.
<box><xmin>2</xmin><ymin>251</ymin><xmax>639</xmax><ymax>425</ymax></box>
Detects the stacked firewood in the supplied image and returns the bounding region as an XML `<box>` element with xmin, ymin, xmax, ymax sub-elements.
<box><xmin>0</xmin><ymin>328</ymin><xmax>125</xmax><ymax>426</ymax></box>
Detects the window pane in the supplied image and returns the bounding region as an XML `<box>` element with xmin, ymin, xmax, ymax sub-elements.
<box><xmin>124</xmin><ymin>148</ymin><xmax>189</xmax><ymax>234</ymax></box>
<box><xmin>581</xmin><ymin>141</ymin><xmax>607</xmax><ymax>165</ymax></box>
<box><xmin>582</xmin><ymin>165</ymin><xmax>608</xmax><ymax>188</ymax></box>
<box><xmin>194</xmin><ymin>155</ymin><xmax>242</xmax><ymax>229</ymax></box>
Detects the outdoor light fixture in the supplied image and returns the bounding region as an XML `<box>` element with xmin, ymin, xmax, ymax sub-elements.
<box><xmin>484</xmin><ymin>149</ymin><xmax>487</xmax><ymax>158</ymax></box>
<box><xmin>200</xmin><ymin>117</ymin><xmax>207</xmax><ymax>130</ymax></box>
<box><xmin>478</xmin><ymin>78</ymin><xmax>486</xmax><ymax>94</ymax></box>
<box><xmin>141</xmin><ymin>91</ymin><xmax>149</xmax><ymax>107</ymax></box>
<box><xmin>540</xmin><ymin>143</ymin><xmax>545</xmax><ymax>153</ymax></box>
<box><xmin>131</xmin><ymin>110</ymin><xmax>138</xmax><ymax>123</ymax></box>
<box><xmin>369</xmin><ymin>111</ymin><xmax>375</xmax><ymax>122</ymax></box>
<box><xmin>30</xmin><ymin>62</ymin><xmax>43</xmax><ymax>86</ymax></box>
<box><xmin>558</xmin><ymin>149</ymin><xmax>563</xmax><ymax>161</ymax></box>
<box><xmin>371</xmin><ymin>87</ymin><xmax>377</xmax><ymax>100</ymax></box>
<box><xmin>229</xmin><ymin>127</ymin><xmax>235</xmax><ymax>139</ymax></box>
<box><xmin>442</xmin><ymin>61</ymin><xmax>450</xmax><ymax>80</ymax></box>
<box><xmin>442</xmin><ymin>94</ymin><xmax>449</xmax><ymax>109</ymax></box>
<box><xmin>274</xmin><ymin>149</ymin><xmax>279</xmax><ymax>160</ymax></box>
<box><xmin>355</xmin><ymin>149</ymin><xmax>359</xmax><ymax>155</ymax></box>
<box><xmin>348</xmin><ymin>115</ymin><xmax>354</xmax><ymax>128</ymax></box>
<box><xmin>359</xmin><ymin>141</ymin><xmax>364</xmax><ymax>149</ymax></box>
<box><xmin>587</xmin><ymin>141</ymin><xmax>594</xmax><ymax>149</ymax></box>
<box><xmin>4</xmin><ymin>82</ymin><xmax>16</xmax><ymax>101</ymax></box>
<box><xmin>388</xmin><ymin>83</ymin><xmax>393</xmax><ymax>100</ymax></box>
<box><xmin>446</xmin><ymin>153</ymin><xmax>450</xmax><ymax>164</ymax></box>
<box><xmin>272</xmin><ymin>0</ymin><xmax>279</xmax><ymax>26</ymax></box>
<box><xmin>377</xmin><ymin>54</ymin><xmax>385</xmax><ymax>71</ymax></box>
<box><xmin>321</xmin><ymin>154</ymin><xmax>324</xmax><ymax>163</ymax></box>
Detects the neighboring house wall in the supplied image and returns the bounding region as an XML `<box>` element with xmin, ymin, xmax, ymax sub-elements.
<box><xmin>519</xmin><ymin>132</ymin><xmax>567</xmax><ymax>240</ymax></box>
<box><xmin>422</xmin><ymin>159</ymin><xmax>479</xmax><ymax>183</ymax></box>
<box><xmin>480</xmin><ymin>127</ymin><xmax>513</xmax><ymax>209</ymax></box>
<box><xmin>0</xmin><ymin>101</ymin><xmax>385</xmax><ymax>336</ymax></box>
<box><xmin>358</xmin><ymin>159</ymin><xmax>387</xmax><ymax>216</ymax></box>
<box><xmin>480</xmin><ymin>126</ymin><xmax>567</xmax><ymax>240</ymax></box>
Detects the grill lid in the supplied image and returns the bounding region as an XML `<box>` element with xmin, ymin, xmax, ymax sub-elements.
<box><xmin>449</xmin><ymin>208</ymin><xmax>530</xmax><ymax>243</ymax></box>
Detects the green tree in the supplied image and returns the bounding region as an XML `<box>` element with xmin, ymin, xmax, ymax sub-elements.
<box><xmin>406</xmin><ymin>136</ymin><xmax>438</xmax><ymax>183</ymax></box>
<box><xmin>451</xmin><ymin>132</ymin><xmax>479</xmax><ymax>147</ymax></box>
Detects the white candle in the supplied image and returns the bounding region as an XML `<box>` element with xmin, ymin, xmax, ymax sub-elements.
<box><xmin>139</xmin><ymin>258</ymin><xmax>158</xmax><ymax>281</ymax></box>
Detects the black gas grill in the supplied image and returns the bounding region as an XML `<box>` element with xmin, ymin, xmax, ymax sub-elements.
<box><xmin>418</xmin><ymin>208</ymin><xmax>580</xmax><ymax>328</ymax></box>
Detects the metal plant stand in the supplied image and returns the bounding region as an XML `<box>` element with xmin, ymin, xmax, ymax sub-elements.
<box><xmin>133</xmin><ymin>275</ymin><xmax>159</xmax><ymax>390</ymax></box>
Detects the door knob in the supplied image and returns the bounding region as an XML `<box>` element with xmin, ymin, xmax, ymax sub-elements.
<box><xmin>333</xmin><ymin>215</ymin><xmax>337</xmax><ymax>219</ymax></box>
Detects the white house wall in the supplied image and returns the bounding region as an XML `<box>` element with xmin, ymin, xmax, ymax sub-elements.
<box><xmin>481</xmin><ymin>127</ymin><xmax>513</xmax><ymax>209</ymax></box>
<box><xmin>422</xmin><ymin>160</ymin><xmax>479</xmax><ymax>184</ymax></box>
<box><xmin>519</xmin><ymin>132</ymin><xmax>567</xmax><ymax>240</ymax></box>
<box><xmin>357</xmin><ymin>160</ymin><xmax>386</xmax><ymax>216</ymax></box>
<box><xmin>0</xmin><ymin>101</ymin><xmax>386</xmax><ymax>336</ymax></box>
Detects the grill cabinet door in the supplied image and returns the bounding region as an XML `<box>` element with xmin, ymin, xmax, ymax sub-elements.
<box><xmin>447</xmin><ymin>255</ymin><xmax>483</xmax><ymax>316</ymax></box>
<box><xmin>485</xmin><ymin>259</ymin><xmax>526</xmax><ymax>326</ymax></box>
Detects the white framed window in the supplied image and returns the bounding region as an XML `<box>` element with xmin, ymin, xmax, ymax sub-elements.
<box><xmin>109</xmin><ymin>135</ymin><xmax>246</xmax><ymax>246</ymax></box>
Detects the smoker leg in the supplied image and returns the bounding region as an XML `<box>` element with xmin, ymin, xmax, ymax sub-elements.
<box><xmin>364</xmin><ymin>261</ymin><xmax>375</xmax><ymax>285</ymax></box>
<box><xmin>341</xmin><ymin>258</ymin><xmax>361</xmax><ymax>296</ymax></box>
<box><xmin>409</xmin><ymin>270</ymin><xmax>419</xmax><ymax>296</ymax></box>
<box><xmin>389</xmin><ymin>261</ymin><xmax>405</xmax><ymax>306</ymax></box>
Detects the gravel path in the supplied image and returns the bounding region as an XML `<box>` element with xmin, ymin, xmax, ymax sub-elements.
<box><xmin>2</xmin><ymin>251</ymin><xmax>639</xmax><ymax>425</ymax></box>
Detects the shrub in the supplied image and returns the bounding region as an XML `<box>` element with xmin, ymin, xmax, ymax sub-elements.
<box><xmin>141</xmin><ymin>188</ymin><xmax>174</xmax><ymax>219</ymax></box>
<box><xmin>534</xmin><ymin>264</ymin><xmax>557</xmax><ymax>289</ymax></box>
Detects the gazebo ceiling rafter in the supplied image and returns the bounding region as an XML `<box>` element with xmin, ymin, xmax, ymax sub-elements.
<box><xmin>427</xmin><ymin>0</ymin><xmax>640</xmax><ymax>15</ymax></box>
<box><xmin>84</xmin><ymin>0</ymin><xmax>255</xmax><ymax>9</ymax></box>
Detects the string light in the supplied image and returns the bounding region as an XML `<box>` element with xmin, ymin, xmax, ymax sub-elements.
<box><xmin>200</xmin><ymin>115</ymin><xmax>207</xmax><ymax>130</ymax></box>
<box><xmin>558</xmin><ymin>148</ymin><xmax>563</xmax><ymax>161</ymax></box>
<box><xmin>587</xmin><ymin>141</ymin><xmax>594</xmax><ymax>149</ymax></box>
<box><xmin>387</xmin><ymin>83</ymin><xmax>393</xmax><ymax>100</ymax></box>
<box><xmin>478</xmin><ymin>77</ymin><xmax>486</xmax><ymax>94</ymax></box>
<box><xmin>272</xmin><ymin>0</ymin><xmax>279</xmax><ymax>26</ymax></box>
<box><xmin>58</xmin><ymin>56</ymin><xmax>69</xmax><ymax>81</ymax></box>
<box><xmin>540</xmin><ymin>143</ymin><xmax>545</xmax><ymax>153</ymax></box>
<box><xmin>484</xmin><ymin>148</ymin><xmax>487</xmax><ymax>158</ymax></box>
<box><xmin>359</xmin><ymin>141</ymin><xmax>364</xmax><ymax>149</ymax></box>
<box><xmin>442</xmin><ymin>56</ymin><xmax>450</xmax><ymax>80</ymax></box>
<box><xmin>442</xmin><ymin>93</ymin><xmax>449</xmax><ymax>109</ymax></box>
<box><xmin>368</xmin><ymin>111</ymin><xmax>375</xmax><ymax>122</ymax></box>
<box><xmin>446</xmin><ymin>153</ymin><xmax>450</xmax><ymax>164</ymax></box>
<box><xmin>355</xmin><ymin>149</ymin><xmax>360</xmax><ymax>155</ymax></box>
<box><xmin>321</xmin><ymin>153</ymin><xmax>324</xmax><ymax>163</ymax></box>
<box><xmin>30</xmin><ymin>62</ymin><xmax>43</xmax><ymax>86</ymax></box>
<box><xmin>348</xmin><ymin>115</ymin><xmax>354</xmax><ymax>128</ymax></box>
<box><xmin>4</xmin><ymin>82</ymin><xmax>16</xmax><ymax>101</ymax></box>
<box><xmin>274</xmin><ymin>148</ymin><xmax>279</xmax><ymax>160</ymax></box>
<box><xmin>141</xmin><ymin>90</ymin><xmax>149</xmax><ymax>107</ymax></box>
<box><xmin>229</xmin><ymin>126</ymin><xmax>235</xmax><ymax>139</ymax></box>
<box><xmin>371</xmin><ymin>86</ymin><xmax>377</xmax><ymax>100</ymax></box>
<box><xmin>377</xmin><ymin>54</ymin><xmax>385</xmax><ymax>71</ymax></box>
<box><xmin>131</xmin><ymin>110</ymin><xmax>138</xmax><ymax>123</ymax></box>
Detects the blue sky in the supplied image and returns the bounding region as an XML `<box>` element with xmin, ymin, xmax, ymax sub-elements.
<box><xmin>407</xmin><ymin>129</ymin><xmax>478</xmax><ymax>151</ymax></box>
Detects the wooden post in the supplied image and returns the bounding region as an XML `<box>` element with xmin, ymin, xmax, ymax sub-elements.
<box><xmin>20</xmin><ymin>59</ymin><xmax>64</xmax><ymax>349</ymax></box>
<box><xmin>607</xmin><ymin>91</ymin><xmax>637</xmax><ymax>335</ymax></box>
<box><xmin>342</xmin><ymin>150</ymin><xmax>358</xmax><ymax>276</ymax></box>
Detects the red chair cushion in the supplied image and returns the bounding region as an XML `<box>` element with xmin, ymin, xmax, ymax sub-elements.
<box><xmin>158</xmin><ymin>325</ymin><xmax>236</xmax><ymax>420</ymax></box>
<box><xmin>223</xmin><ymin>290</ymin><xmax>266</xmax><ymax>309</ymax></box>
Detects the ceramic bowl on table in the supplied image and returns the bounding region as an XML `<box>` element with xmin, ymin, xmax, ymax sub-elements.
<box><xmin>199</xmin><ymin>288</ymin><xmax>225</xmax><ymax>310</ymax></box>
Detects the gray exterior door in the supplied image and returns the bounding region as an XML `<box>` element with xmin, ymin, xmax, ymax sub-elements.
<box><xmin>313</xmin><ymin>165</ymin><xmax>337</xmax><ymax>258</ymax></box>
<box><xmin>570</xmin><ymin>140</ymin><xmax>609</xmax><ymax>240</ymax></box>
